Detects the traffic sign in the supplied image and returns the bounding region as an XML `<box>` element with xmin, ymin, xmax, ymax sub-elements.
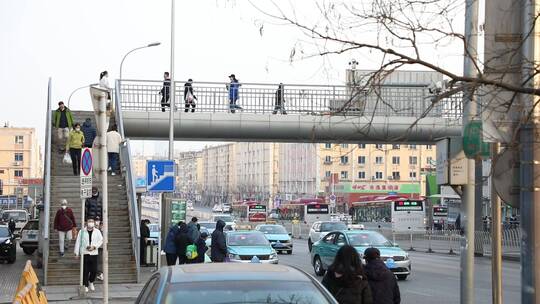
<box><xmin>147</xmin><ymin>160</ymin><xmax>175</xmax><ymax>192</ymax></box>
<box><xmin>463</xmin><ymin>120</ymin><xmax>490</xmax><ymax>159</ymax></box>
<box><xmin>80</xmin><ymin>148</ymin><xmax>93</xmax><ymax>199</ymax></box>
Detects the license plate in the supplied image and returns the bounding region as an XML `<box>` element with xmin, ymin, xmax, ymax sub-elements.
<box><xmin>28</xmin><ymin>235</ymin><xmax>36</xmax><ymax>239</ymax></box>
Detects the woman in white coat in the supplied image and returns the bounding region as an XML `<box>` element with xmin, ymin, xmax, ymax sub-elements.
<box><xmin>74</xmin><ymin>218</ymin><xmax>103</xmax><ymax>293</ymax></box>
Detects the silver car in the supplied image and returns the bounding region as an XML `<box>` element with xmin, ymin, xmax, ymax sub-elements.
<box><xmin>308</xmin><ymin>221</ymin><xmax>348</xmax><ymax>252</ymax></box>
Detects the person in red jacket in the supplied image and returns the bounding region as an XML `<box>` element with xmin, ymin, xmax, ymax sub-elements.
<box><xmin>53</xmin><ymin>199</ymin><xmax>77</xmax><ymax>257</ymax></box>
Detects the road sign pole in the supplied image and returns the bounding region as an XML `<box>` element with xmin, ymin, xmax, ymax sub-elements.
<box><xmin>79</xmin><ymin>198</ymin><xmax>85</xmax><ymax>296</ymax></box>
<box><xmin>156</xmin><ymin>193</ymin><xmax>162</xmax><ymax>272</ymax></box>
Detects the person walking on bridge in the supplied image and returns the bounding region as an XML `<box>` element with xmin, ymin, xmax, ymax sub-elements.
<box><xmin>81</xmin><ymin>118</ymin><xmax>97</xmax><ymax>148</ymax></box>
<box><xmin>273</xmin><ymin>83</ymin><xmax>287</xmax><ymax>114</ymax></box>
<box><xmin>66</xmin><ymin>123</ymin><xmax>85</xmax><ymax>176</ymax></box>
<box><xmin>106</xmin><ymin>124</ymin><xmax>122</xmax><ymax>176</ymax></box>
<box><xmin>54</xmin><ymin>199</ymin><xmax>77</xmax><ymax>257</ymax></box>
<box><xmin>227</xmin><ymin>74</ymin><xmax>243</xmax><ymax>113</ymax></box>
<box><xmin>160</xmin><ymin>72</ymin><xmax>171</xmax><ymax>112</ymax></box>
<box><xmin>184</xmin><ymin>79</ymin><xmax>197</xmax><ymax>112</ymax></box>
<box><xmin>53</xmin><ymin>101</ymin><xmax>74</xmax><ymax>153</ymax></box>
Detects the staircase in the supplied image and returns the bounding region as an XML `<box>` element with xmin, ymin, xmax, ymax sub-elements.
<box><xmin>46</xmin><ymin>111</ymin><xmax>137</xmax><ymax>285</ymax></box>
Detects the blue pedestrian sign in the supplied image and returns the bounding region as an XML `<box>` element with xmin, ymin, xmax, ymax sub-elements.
<box><xmin>147</xmin><ymin>160</ymin><xmax>175</xmax><ymax>192</ymax></box>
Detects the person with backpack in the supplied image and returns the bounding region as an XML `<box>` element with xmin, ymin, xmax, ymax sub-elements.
<box><xmin>81</xmin><ymin>118</ymin><xmax>97</xmax><ymax>148</ymax></box>
<box><xmin>195</xmin><ymin>232</ymin><xmax>209</xmax><ymax>263</ymax></box>
<box><xmin>53</xmin><ymin>199</ymin><xmax>77</xmax><ymax>257</ymax></box>
<box><xmin>175</xmin><ymin>222</ymin><xmax>191</xmax><ymax>265</ymax></box>
<box><xmin>164</xmin><ymin>222</ymin><xmax>180</xmax><ymax>266</ymax></box>
<box><xmin>322</xmin><ymin>245</ymin><xmax>373</xmax><ymax>304</ymax></box>
<box><xmin>187</xmin><ymin>217</ymin><xmax>200</xmax><ymax>243</ymax></box>
<box><xmin>211</xmin><ymin>220</ymin><xmax>227</xmax><ymax>262</ymax></box>
<box><xmin>364</xmin><ymin>248</ymin><xmax>401</xmax><ymax>304</ymax></box>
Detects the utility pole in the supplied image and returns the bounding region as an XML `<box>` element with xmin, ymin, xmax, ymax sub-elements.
<box><xmin>461</xmin><ymin>0</ymin><xmax>479</xmax><ymax>303</ymax></box>
<box><xmin>491</xmin><ymin>143</ymin><xmax>502</xmax><ymax>304</ymax></box>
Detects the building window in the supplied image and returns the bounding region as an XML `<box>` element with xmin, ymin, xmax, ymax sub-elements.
<box><xmin>426</xmin><ymin>145</ymin><xmax>433</xmax><ymax>150</ymax></box>
<box><xmin>340</xmin><ymin>171</ymin><xmax>349</xmax><ymax>179</ymax></box>
<box><xmin>375</xmin><ymin>156</ymin><xmax>383</xmax><ymax>164</ymax></box>
<box><xmin>358</xmin><ymin>144</ymin><xmax>366</xmax><ymax>149</ymax></box>
<box><xmin>409</xmin><ymin>156</ymin><xmax>418</xmax><ymax>165</ymax></box>
<box><xmin>324</xmin><ymin>156</ymin><xmax>332</xmax><ymax>164</ymax></box>
<box><xmin>340</xmin><ymin>156</ymin><xmax>349</xmax><ymax>164</ymax></box>
<box><xmin>358</xmin><ymin>171</ymin><xmax>366</xmax><ymax>179</ymax></box>
<box><xmin>0</xmin><ymin>170</ymin><xmax>4</xmax><ymax>174</ymax></box>
<box><xmin>14</xmin><ymin>170</ymin><xmax>23</xmax><ymax>178</ymax></box>
<box><xmin>375</xmin><ymin>171</ymin><xmax>383</xmax><ymax>179</ymax></box>
<box><xmin>14</xmin><ymin>153</ymin><xmax>23</xmax><ymax>162</ymax></box>
<box><xmin>392</xmin><ymin>156</ymin><xmax>400</xmax><ymax>165</ymax></box>
<box><xmin>325</xmin><ymin>171</ymin><xmax>331</xmax><ymax>178</ymax></box>
<box><xmin>409</xmin><ymin>144</ymin><xmax>417</xmax><ymax>150</ymax></box>
<box><xmin>340</xmin><ymin>144</ymin><xmax>349</xmax><ymax>148</ymax></box>
<box><xmin>409</xmin><ymin>171</ymin><xmax>417</xmax><ymax>179</ymax></box>
<box><xmin>375</xmin><ymin>144</ymin><xmax>384</xmax><ymax>150</ymax></box>
<box><xmin>392</xmin><ymin>171</ymin><xmax>400</xmax><ymax>180</ymax></box>
<box><xmin>324</xmin><ymin>143</ymin><xmax>332</xmax><ymax>149</ymax></box>
<box><xmin>358</xmin><ymin>156</ymin><xmax>366</xmax><ymax>164</ymax></box>
<box><xmin>15</xmin><ymin>135</ymin><xmax>24</xmax><ymax>144</ymax></box>
<box><xmin>392</xmin><ymin>144</ymin><xmax>400</xmax><ymax>149</ymax></box>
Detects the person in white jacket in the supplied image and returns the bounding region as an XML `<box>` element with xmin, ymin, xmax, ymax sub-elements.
<box><xmin>74</xmin><ymin>218</ymin><xmax>103</xmax><ymax>293</ymax></box>
<box><xmin>99</xmin><ymin>71</ymin><xmax>111</xmax><ymax>101</ymax></box>
<box><xmin>106</xmin><ymin>124</ymin><xmax>123</xmax><ymax>176</ymax></box>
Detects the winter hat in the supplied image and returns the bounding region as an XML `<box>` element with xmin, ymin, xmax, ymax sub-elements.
<box><xmin>363</xmin><ymin>247</ymin><xmax>381</xmax><ymax>261</ymax></box>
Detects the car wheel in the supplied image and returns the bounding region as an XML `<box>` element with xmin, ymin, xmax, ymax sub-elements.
<box><xmin>397</xmin><ymin>274</ymin><xmax>408</xmax><ymax>281</ymax></box>
<box><xmin>313</xmin><ymin>256</ymin><xmax>325</xmax><ymax>276</ymax></box>
<box><xmin>23</xmin><ymin>247</ymin><xmax>35</xmax><ymax>255</ymax></box>
<box><xmin>308</xmin><ymin>239</ymin><xmax>313</xmax><ymax>252</ymax></box>
<box><xmin>286</xmin><ymin>250</ymin><xmax>292</xmax><ymax>255</ymax></box>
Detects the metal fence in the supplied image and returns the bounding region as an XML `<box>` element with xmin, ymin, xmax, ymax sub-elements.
<box><xmin>117</xmin><ymin>80</ymin><xmax>463</xmax><ymax>121</ymax></box>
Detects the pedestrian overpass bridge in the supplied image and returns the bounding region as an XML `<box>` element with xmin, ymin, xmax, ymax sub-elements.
<box><xmin>113</xmin><ymin>79</ymin><xmax>463</xmax><ymax>143</ymax></box>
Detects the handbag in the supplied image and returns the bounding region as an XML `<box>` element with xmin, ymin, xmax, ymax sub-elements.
<box><xmin>71</xmin><ymin>227</ymin><xmax>79</xmax><ymax>240</ymax></box>
<box><xmin>63</xmin><ymin>153</ymin><xmax>72</xmax><ymax>165</ymax></box>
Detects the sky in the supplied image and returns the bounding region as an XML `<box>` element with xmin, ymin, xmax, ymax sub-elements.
<box><xmin>0</xmin><ymin>0</ymin><xmax>467</xmax><ymax>156</ymax></box>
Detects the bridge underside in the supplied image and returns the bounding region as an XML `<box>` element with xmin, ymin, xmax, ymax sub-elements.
<box><xmin>122</xmin><ymin>112</ymin><xmax>461</xmax><ymax>143</ymax></box>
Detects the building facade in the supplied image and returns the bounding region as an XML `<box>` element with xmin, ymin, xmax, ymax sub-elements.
<box><xmin>201</xmin><ymin>144</ymin><xmax>236</xmax><ymax>206</ymax></box>
<box><xmin>278</xmin><ymin>143</ymin><xmax>320</xmax><ymax>201</ymax></box>
<box><xmin>235</xmin><ymin>143</ymin><xmax>279</xmax><ymax>203</ymax></box>
<box><xmin>176</xmin><ymin>151</ymin><xmax>203</xmax><ymax>202</ymax></box>
<box><xmin>0</xmin><ymin>127</ymin><xmax>42</xmax><ymax>196</ymax></box>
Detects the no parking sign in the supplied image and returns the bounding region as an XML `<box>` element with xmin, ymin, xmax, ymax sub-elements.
<box><xmin>80</xmin><ymin>148</ymin><xmax>93</xmax><ymax>198</ymax></box>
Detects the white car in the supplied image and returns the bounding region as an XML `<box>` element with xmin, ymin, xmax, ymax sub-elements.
<box><xmin>187</xmin><ymin>202</ymin><xmax>194</xmax><ymax>211</ymax></box>
<box><xmin>307</xmin><ymin>221</ymin><xmax>348</xmax><ymax>252</ymax></box>
<box><xmin>212</xmin><ymin>204</ymin><xmax>223</xmax><ymax>213</ymax></box>
<box><xmin>222</xmin><ymin>204</ymin><xmax>231</xmax><ymax>213</ymax></box>
<box><xmin>19</xmin><ymin>219</ymin><xmax>39</xmax><ymax>255</ymax></box>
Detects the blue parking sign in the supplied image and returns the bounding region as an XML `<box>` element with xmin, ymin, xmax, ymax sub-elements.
<box><xmin>147</xmin><ymin>160</ymin><xmax>175</xmax><ymax>192</ymax></box>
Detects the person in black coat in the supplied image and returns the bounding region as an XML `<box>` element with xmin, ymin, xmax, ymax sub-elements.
<box><xmin>175</xmin><ymin>222</ymin><xmax>191</xmax><ymax>265</ymax></box>
<box><xmin>194</xmin><ymin>232</ymin><xmax>209</xmax><ymax>263</ymax></box>
<box><xmin>322</xmin><ymin>245</ymin><xmax>373</xmax><ymax>304</ymax></box>
<box><xmin>8</xmin><ymin>218</ymin><xmax>16</xmax><ymax>235</ymax></box>
<box><xmin>211</xmin><ymin>220</ymin><xmax>227</xmax><ymax>262</ymax></box>
<box><xmin>363</xmin><ymin>248</ymin><xmax>401</xmax><ymax>304</ymax></box>
<box><xmin>85</xmin><ymin>187</ymin><xmax>103</xmax><ymax>222</ymax></box>
<box><xmin>184</xmin><ymin>79</ymin><xmax>196</xmax><ymax>112</ymax></box>
<box><xmin>81</xmin><ymin>118</ymin><xmax>97</xmax><ymax>148</ymax></box>
<box><xmin>160</xmin><ymin>72</ymin><xmax>171</xmax><ymax>112</ymax></box>
<box><xmin>272</xmin><ymin>83</ymin><xmax>287</xmax><ymax>114</ymax></box>
<box><xmin>140</xmin><ymin>219</ymin><xmax>151</xmax><ymax>266</ymax></box>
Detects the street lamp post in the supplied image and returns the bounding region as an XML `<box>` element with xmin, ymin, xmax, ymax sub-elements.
<box><xmin>119</xmin><ymin>42</ymin><xmax>161</xmax><ymax>81</ymax></box>
<box><xmin>67</xmin><ymin>85</ymin><xmax>90</xmax><ymax>108</ymax></box>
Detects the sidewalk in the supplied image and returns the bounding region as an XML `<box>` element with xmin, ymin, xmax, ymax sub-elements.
<box><xmin>44</xmin><ymin>265</ymin><xmax>156</xmax><ymax>303</ymax></box>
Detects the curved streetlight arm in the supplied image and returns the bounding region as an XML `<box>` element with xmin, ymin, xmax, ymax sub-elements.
<box><xmin>67</xmin><ymin>85</ymin><xmax>90</xmax><ymax>108</ymax></box>
<box><xmin>119</xmin><ymin>42</ymin><xmax>161</xmax><ymax>81</ymax></box>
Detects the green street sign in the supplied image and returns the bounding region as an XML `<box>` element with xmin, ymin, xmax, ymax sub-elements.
<box><xmin>463</xmin><ymin>120</ymin><xmax>490</xmax><ymax>159</ymax></box>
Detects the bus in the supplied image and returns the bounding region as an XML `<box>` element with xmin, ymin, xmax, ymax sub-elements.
<box><xmin>351</xmin><ymin>195</ymin><xmax>426</xmax><ymax>232</ymax></box>
<box><xmin>432</xmin><ymin>206</ymin><xmax>448</xmax><ymax>230</ymax></box>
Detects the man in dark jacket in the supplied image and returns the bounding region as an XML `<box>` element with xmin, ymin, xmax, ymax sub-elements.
<box><xmin>81</xmin><ymin>118</ymin><xmax>97</xmax><ymax>148</ymax></box>
<box><xmin>195</xmin><ymin>232</ymin><xmax>209</xmax><ymax>263</ymax></box>
<box><xmin>85</xmin><ymin>187</ymin><xmax>102</xmax><ymax>222</ymax></box>
<box><xmin>187</xmin><ymin>217</ymin><xmax>200</xmax><ymax>243</ymax></box>
<box><xmin>184</xmin><ymin>79</ymin><xmax>196</xmax><ymax>112</ymax></box>
<box><xmin>160</xmin><ymin>72</ymin><xmax>171</xmax><ymax>112</ymax></box>
<box><xmin>363</xmin><ymin>248</ymin><xmax>401</xmax><ymax>304</ymax></box>
<box><xmin>140</xmin><ymin>219</ymin><xmax>151</xmax><ymax>266</ymax></box>
<box><xmin>175</xmin><ymin>222</ymin><xmax>191</xmax><ymax>265</ymax></box>
<box><xmin>164</xmin><ymin>223</ymin><xmax>180</xmax><ymax>266</ymax></box>
<box><xmin>272</xmin><ymin>83</ymin><xmax>287</xmax><ymax>114</ymax></box>
<box><xmin>211</xmin><ymin>220</ymin><xmax>228</xmax><ymax>262</ymax></box>
<box><xmin>8</xmin><ymin>218</ymin><xmax>16</xmax><ymax>235</ymax></box>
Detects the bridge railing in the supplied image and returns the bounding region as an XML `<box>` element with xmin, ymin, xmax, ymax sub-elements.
<box><xmin>117</xmin><ymin>79</ymin><xmax>463</xmax><ymax>120</ymax></box>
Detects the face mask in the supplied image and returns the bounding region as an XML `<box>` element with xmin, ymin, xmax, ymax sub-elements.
<box><xmin>62</xmin><ymin>206</ymin><xmax>67</xmax><ymax>210</ymax></box>
<box><xmin>95</xmin><ymin>221</ymin><xmax>101</xmax><ymax>227</ymax></box>
<box><xmin>75</xmin><ymin>128</ymin><xmax>81</xmax><ymax>131</ymax></box>
<box><xmin>87</xmin><ymin>222</ymin><xmax>95</xmax><ymax>228</ymax></box>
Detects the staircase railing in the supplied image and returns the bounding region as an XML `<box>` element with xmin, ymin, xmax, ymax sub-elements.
<box><xmin>115</xmin><ymin>80</ymin><xmax>141</xmax><ymax>282</ymax></box>
<box><xmin>42</xmin><ymin>78</ymin><xmax>53</xmax><ymax>285</ymax></box>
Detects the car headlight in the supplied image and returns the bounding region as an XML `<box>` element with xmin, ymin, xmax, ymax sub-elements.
<box><xmin>404</xmin><ymin>254</ymin><xmax>409</xmax><ymax>260</ymax></box>
<box><xmin>270</xmin><ymin>252</ymin><xmax>278</xmax><ymax>260</ymax></box>
<box><xmin>228</xmin><ymin>253</ymin><xmax>240</xmax><ymax>260</ymax></box>
<box><xmin>4</xmin><ymin>239</ymin><xmax>11</xmax><ymax>245</ymax></box>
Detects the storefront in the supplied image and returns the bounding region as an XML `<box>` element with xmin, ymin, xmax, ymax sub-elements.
<box><xmin>334</xmin><ymin>182</ymin><xmax>422</xmax><ymax>209</ymax></box>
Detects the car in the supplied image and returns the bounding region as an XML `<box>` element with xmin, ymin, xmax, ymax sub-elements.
<box><xmin>255</xmin><ymin>224</ymin><xmax>293</xmax><ymax>254</ymax></box>
<box><xmin>222</xmin><ymin>204</ymin><xmax>231</xmax><ymax>213</ymax></box>
<box><xmin>348</xmin><ymin>224</ymin><xmax>365</xmax><ymax>230</ymax></box>
<box><xmin>308</xmin><ymin>221</ymin><xmax>348</xmax><ymax>252</ymax></box>
<box><xmin>199</xmin><ymin>221</ymin><xmax>235</xmax><ymax>248</ymax></box>
<box><xmin>135</xmin><ymin>263</ymin><xmax>338</xmax><ymax>304</ymax></box>
<box><xmin>310</xmin><ymin>230</ymin><xmax>411</xmax><ymax>280</ymax></box>
<box><xmin>211</xmin><ymin>214</ymin><xmax>236</xmax><ymax>229</ymax></box>
<box><xmin>212</xmin><ymin>204</ymin><xmax>223</xmax><ymax>213</ymax></box>
<box><xmin>226</xmin><ymin>230</ymin><xmax>278</xmax><ymax>264</ymax></box>
<box><xmin>187</xmin><ymin>202</ymin><xmax>194</xmax><ymax>211</ymax></box>
<box><xmin>19</xmin><ymin>219</ymin><xmax>39</xmax><ymax>255</ymax></box>
<box><xmin>0</xmin><ymin>225</ymin><xmax>16</xmax><ymax>264</ymax></box>
<box><xmin>1</xmin><ymin>209</ymin><xmax>29</xmax><ymax>235</ymax></box>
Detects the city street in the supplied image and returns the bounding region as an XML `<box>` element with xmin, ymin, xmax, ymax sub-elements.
<box><xmin>279</xmin><ymin>239</ymin><xmax>520</xmax><ymax>304</ymax></box>
<box><xmin>0</xmin><ymin>240</ymin><xmax>37</xmax><ymax>303</ymax></box>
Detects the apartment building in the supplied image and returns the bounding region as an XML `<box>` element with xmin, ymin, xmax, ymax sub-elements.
<box><xmin>235</xmin><ymin>143</ymin><xmax>279</xmax><ymax>202</ymax></box>
<box><xmin>278</xmin><ymin>143</ymin><xmax>320</xmax><ymax>200</ymax></box>
<box><xmin>176</xmin><ymin>151</ymin><xmax>203</xmax><ymax>201</ymax></box>
<box><xmin>0</xmin><ymin>127</ymin><xmax>42</xmax><ymax>195</ymax></box>
<box><xmin>201</xmin><ymin>144</ymin><xmax>236</xmax><ymax>205</ymax></box>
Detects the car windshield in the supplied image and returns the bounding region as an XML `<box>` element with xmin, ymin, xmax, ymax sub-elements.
<box><xmin>24</xmin><ymin>221</ymin><xmax>39</xmax><ymax>230</ymax></box>
<box><xmin>199</xmin><ymin>222</ymin><xmax>216</xmax><ymax>230</ymax></box>
<box><xmin>2</xmin><ymin>211</ymin><xmax>26</xmax><ymax>221</ymax></box>
<box><xmin>320</xmin><ymin>222</ymin><xmax>347</xmax><ymax>232</ymax></box>
<box><xmin>228</xmin><ymin>233</ymin><xmax>268</xmax><ymax>246</ymax></box>
<box><xmin>164</xmin><ymin>281</ymin><xmax>332</xmax><ymax>304</ymax></box>
<box><xmin>348</xmin><ymin>232</ymin><xmax>393</xmax><ymax>246</ymax></box>
<box><xmin>0</xmin><ymin>227</ymin><xmax>9</xmax><ymax>237</ymax></box>
<box><xmin>258</xmin><ymin>225</ymin><xmax>287</xmax><ymax>234</ymax></box>
<box><xmin>214</xmin><ymin>216</ymin><xmax>233</xmax><ymax>222</ymax></box>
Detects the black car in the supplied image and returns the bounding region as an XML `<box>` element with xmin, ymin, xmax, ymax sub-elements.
<box><xmin>0</xmin><ymin>225</ymin><xmax>16</xmax><ymax>264</ymax></box>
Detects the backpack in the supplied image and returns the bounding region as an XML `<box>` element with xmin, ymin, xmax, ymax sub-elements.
<box><xmin>186</xmin><ymin>244</ymin><xmax>198</xmax><ymax>260</ymax></box>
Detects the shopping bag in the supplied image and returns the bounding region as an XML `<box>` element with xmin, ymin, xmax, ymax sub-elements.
<box><xmin>204</xmin><ymin>254</ymin><xmax>212</xmax><ymax>263</ymax></box>
<box><xmin>63</xmin><ymin>153</ymin><xmax>72</xmax><ymax>165</ymax></box>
